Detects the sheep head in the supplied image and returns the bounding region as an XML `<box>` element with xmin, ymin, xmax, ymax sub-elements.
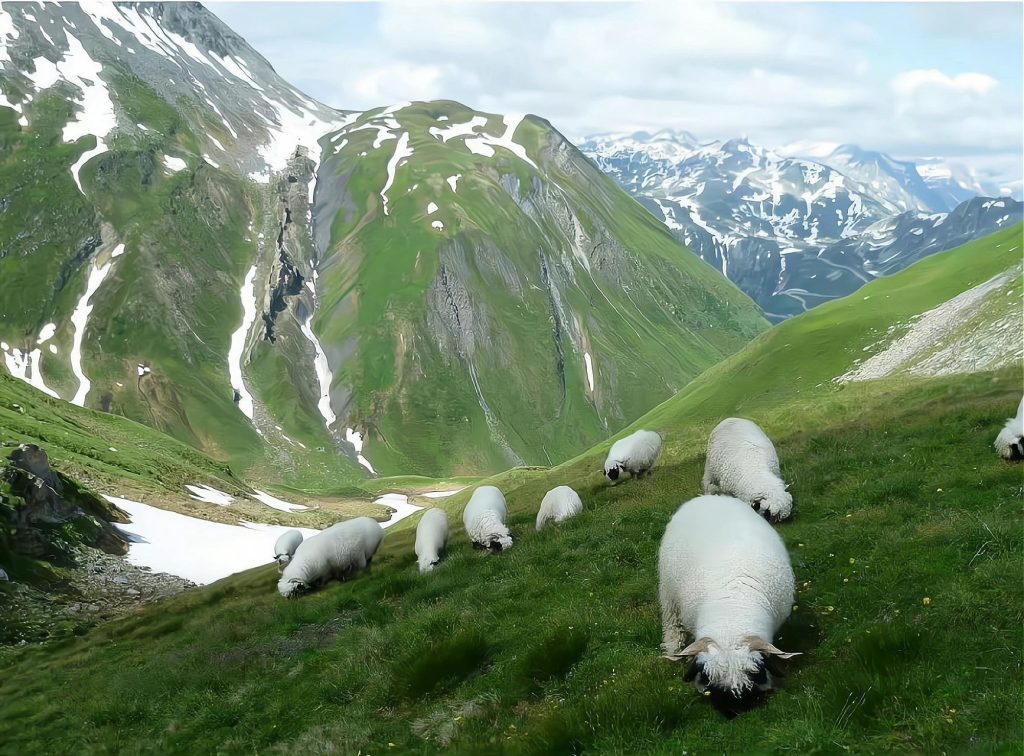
<box><xmin>604</xmin><ymin>464</ymin><xmax>622</xmax><ymax>482</ymax></box>
<box><xmin>669</xmin><ymin>636</ymin><xmax>800</xmax><ymax>717</ymax></box>
<box><xmin>277</xmin><ymin>576</ymin><xmax>309</xmax><ymax>599</ymax></box>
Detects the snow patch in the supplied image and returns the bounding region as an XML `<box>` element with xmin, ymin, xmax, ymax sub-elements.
<box><xmin>36</xmin><ymin>323</ymin><xmax>57</xmax><ymax>344</ymax></box>
<box><xmin>106</xmin><ymin>496</ymin><xmax>320</xmax><ymax>585</ymax></box>
<box><xmin>163</xmin><ymin>155</ymin><xmax>187</xmax><ymax>173</ymax></box>
<box><xmin>422</xmin><ymin>489</ymin><xmax>465</xmax><ymax>499</ymax></box>
<box><xmin>228</xmin><ymin>265</ymin><xmax>259</xmax><ymax>420</ymax></box>
<box><xmin>373</xmin><ymin>493</ymin><xmax>422</xmax><ymax>529</ymax></box>
<box><xmin>299</xmin><ymin>314</ymin><xmax>337</xmax><ymax>427</ymax></box>
<box><xmin>186</xmin><ymin>484</ymin><xmax>234</xmax><ymax>507</ymax></box>
<box><xmin>345</xmin><ymin>428</ymin><xmax>376</xmax><ymax>474</ymax></box>
<box><xmin>2</xmin><ymin>345</ymin><xmax>59</xmax><ymax>398</ymax></box>
<box><xmin>70</xmin><ymin>257</ymin><xmax>116</xmax><ymax>406</ymax></box>
<box><xmin>251</xmin><ymin>489</ymin><xmax>309</xmax><ymax>513</ymax></box>
<box><xmin>446</xmin><ymin>174</ymin><xmax>461</xmax><ymax>192</ymax></box>
<box><xmin>427</xmin><ymin>202</ymin><xmax>439</xmax><ymax>215</ymax></box>
<box><xmin>583</xmin><ymin>352</ymin><xmax>595</xmax><ymax>392</ymax></box>
<box><xmin>431</xmin><ymin>220</ymin><xmax>444</xmax><ymax>231</ymax></box>
<box><xmin>380</xmin><ymin>131</ymin><xmax>413</xmax><ymax>216</ymax></box>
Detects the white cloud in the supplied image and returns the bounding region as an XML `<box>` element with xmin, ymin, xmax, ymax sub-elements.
<box><xmin>351</xmin><ymin>62</ymin><xmax>446</xmax><ymax>104</ymax></box>
<box><xmin>891</xmin><ymin>69</ymin><xmax>998</xmax><ymax>97</ymax></box>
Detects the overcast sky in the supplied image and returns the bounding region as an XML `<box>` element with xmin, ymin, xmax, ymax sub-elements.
<box><xmin>209</xmin><ymin>1</ymin><xmax>1023</xmax><ymax>190</ymax></box>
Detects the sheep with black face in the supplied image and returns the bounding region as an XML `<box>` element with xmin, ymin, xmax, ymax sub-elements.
<box><xmin>702</xmin><ymin>417</ymin><xmax>792</xmax><ymax>522</ymax></box>
<box><xmin>273</xmin><ymin>529</ymin><xmax>304</xmax><ymax>570</ymax></box>
<box><xmin>994</xmin><ymin>395</ymin><xmax>1024</xmax><ymax>462</ymax></box>
<box><xmin>278</xmin><ymin>517</ymin><xmax>383</xmax><ymax>598</ymax></box>
<box><xmin>659</xmin><ymin>495</ymin><xmax>799</xmax><ymax>716</ymax></box>
<box><xmin>463</xmin><ymin>486</ymin><xmax>513</xmax><ymax>553</ymax></box>
<box><xmin>603</xmin><ymin>429</ymin><xmax>662</xmax><ymax>484</ymax></box>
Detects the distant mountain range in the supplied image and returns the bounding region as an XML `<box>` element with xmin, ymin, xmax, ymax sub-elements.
<box><xmin>580</xmin><ymin>130</ymin><xmax>1021</xmax><ymax>320</ymax></box>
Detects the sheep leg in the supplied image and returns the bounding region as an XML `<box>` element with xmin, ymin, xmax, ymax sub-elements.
<box><xmin>701</xmin><ymin>466</ymin><xmax>720</xmax><ymax>495</ymax></box>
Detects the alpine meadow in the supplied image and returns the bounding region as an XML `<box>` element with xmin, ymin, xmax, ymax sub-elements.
<box><xmin>0</xmin><ymin>2</ymin><xmax>1021</xmax><ymax>754</ymax></box>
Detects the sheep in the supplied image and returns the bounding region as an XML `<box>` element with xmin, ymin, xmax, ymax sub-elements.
<box><xmin>659</xmin><ymin>495</ymin><xmax>799</xmax><ymax>716</ymax></box>
<box><xmin>463</xmin><ymin>485</ymin><xmax>513</xmax><ymax>552</ymax></box>
<box><xmin>994</xmin><ymin>395</ymin><xmax>1024</xmax><ymax>462</ymax></box>
<box><xmin>536</xmin><ymin>485</ymin><xmax>584</xmax><ymax>531</ymax></box>
<box><xmin>702</xmin><ymin>417</ymin><xmax>792</xmax><ymax>522</ymax></box>
<box><xmin>415</xmin><ymin>507</ymin><xmax>450</xmax><ymax>572</ymax></box>
<box><xmin>603</xmin><ymin>429</ymin><xmax>662</xmax><ymax>484</ymax></box>
<box><xmin>273</xmin><ymin>529</ymin><xmax>304</xmax><ymax>569</ymax></box>
<box><xmin>278</xmin><ymin>517</ymin><xmax>384</xmax><ymax>598</ymax></box>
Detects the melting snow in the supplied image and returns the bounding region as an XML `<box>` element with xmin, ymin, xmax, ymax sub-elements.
<box><xmin>299</xmin><ymin>314</ymin><xmax>337</xmax><ymax>426</ymax></box>
<box><xmin>446</xmin><ymin>174</ymin><xmax>461</xmax><ymax>192</ymax></box>
<box><xmin>583</xmin><ymin>352</ymin><xmax>595</xmax><ymax>392</ymax></box>
<box><xmin>380</xmin><ymin>132</ymin><xmax>413</xmax><ymax>216</ymax></box>
<box><xmin>431</xmin><ymin>220</ymin><xmax>444</xmax><ymax>231</ymax></box>
<box><xmin>228</xmin><ymin>265</ymin><xmax>259</xmax><ymax>420</ymax></box>
<box><xmin>373</xmin><ymin>493</ymin><xmax>422</xmax><ymax>529</ymax></box>
<box><xmin>429</xmin><ymin>115</ymin><xmax>488</xmax><ymax>142</ymax></box>
<box><xmin>36</xmin><ymin>323</ymin><xmax>57</xmax><ymax>344</ymax></box>
<box><xmin>427</xmin><ymin>202</ymin><xmax>438</xmax><ymax>215</ymax></box>
<box><xmin>345</xmin><ymin>428</ymin><xmax>376</xmax><ymax>474</ymax></box>
<box><xmin>163</xmin><ymin>155</ymin><xmax>186</xmax><ymax>173</ymax></box>
<box><xmin>251</xmin><ymin>489</ymin><xmax>309</xmax><ymax>513</ymax></box>
<box><xmin>186</xmin><ymin>484</ymin><xmax>234</xmax><ymax>506</ymax></box>
<box><xmin>70</xmin><ymin>257</ymin><xmax>116</xmax><ymax>406</ymax></box>
<box><xmin>106</xmin><ymin>496</ymin><xmax>320</xmax><ymax>585</ymax></box>
<box><xmin>2</xmin><ymin>345</ymin><xmax>59</xmax><ymax>398</ymax></box>
<box><xmin>422</xmin><ymin>489</ymin><xmax>465</xmax><ymax>499</ymax></box>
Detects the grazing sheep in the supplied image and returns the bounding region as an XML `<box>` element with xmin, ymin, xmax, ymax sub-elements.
<box><xmin>536</xmin><ymin>485</ymin><xmax>584</xmax><ymax>531</ymax></box>
<box><xmin>463</xmin><ymin>486</ymin><xmax>513</xmax><ymax>552</ymax></box>
<box><xmin>603</xmin><ymin>429</ymin><xmax>662</xmax><ymax>484</ymax></box>
<box><xmin>994</xmin><ymin>396</ymin><xmax>1024</xmax><ymax>462</ymax></box>
<box><xmin>278</xmin><ymin>517</ymin><xmax>384</xmax><ymax>598</ymax></box>
<box><xmin>702</xmin><ymin>417</ymin><xmax>792</xmax><ymax>522</ymax></box>
<box><xmin>273</xmin><ymin>529</ymin><xmax>304</xmax><ymax>569</ymax></box>
<box><xmin>659</xmin><ymin>495</ymin><xmax>799</xmax><ymax>716</ymax></box>
<box><xmin>415</xmin><ymin>507</ymin><xmax>450</xmax><ymax>572</ymax></box>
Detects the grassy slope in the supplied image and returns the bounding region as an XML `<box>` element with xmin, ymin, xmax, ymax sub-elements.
<box><xmin>0</xmin><ymin>72</ymin><xmax>363</xmax><ymax>490</ymax></box>
<box><xmin>1</xmin><ymin>231</ymin><xmax>1020</xmax><ymax>752</ymax></box>
<box><xmin>316</xmin><ymin>101</ymin><xmax>766</xmax><ymax>476</ymax></box>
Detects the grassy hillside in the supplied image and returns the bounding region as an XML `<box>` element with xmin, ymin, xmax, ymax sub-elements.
<box><xmin>1</xmin><ymin>229</ymin><xmax>1020</xmax><ymax>753</ymax></box>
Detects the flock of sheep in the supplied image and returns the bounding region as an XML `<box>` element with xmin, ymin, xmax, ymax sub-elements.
<box><xmin>270</xmin><ymin>396</ymin><xmax>1024</xmax><ymax>715</ymax></box>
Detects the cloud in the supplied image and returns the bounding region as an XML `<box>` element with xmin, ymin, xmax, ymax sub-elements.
<box><xmin>209</xmin><ymin>1</ymin><xmax>1022</xmax><ymax>188</ymax></box>
<box><xmin>891</xmin><ymin>69</ymin><xmax>998</xmax><ymax>97</ymax></box>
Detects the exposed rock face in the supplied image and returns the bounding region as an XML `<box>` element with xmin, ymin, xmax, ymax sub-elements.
<box><xmin>1</xmin><ymin>444</ymin><xmax>128</xmax><ymax>561</ymax></box>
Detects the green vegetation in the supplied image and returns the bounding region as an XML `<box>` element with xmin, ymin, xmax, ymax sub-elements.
<box><xmin>315</xmin><ymin>101</ymin><xmax>766</xmax><ymax>476</ymax></box>
<box><xmin>1</xmin><ymin>227</ymin><xmax>1020</xmax><ymax>752</ymax></box>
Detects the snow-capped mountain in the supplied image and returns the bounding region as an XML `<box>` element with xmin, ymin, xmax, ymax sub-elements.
<box><xmin>0</xmin><ymin>3</ymin><xmax>766</xmax><ymax>479</ymax></box>
<box><xmin>580</xmin><ymin>130</ymin><xmax>1020</xmax><ymax>320</ymax></box>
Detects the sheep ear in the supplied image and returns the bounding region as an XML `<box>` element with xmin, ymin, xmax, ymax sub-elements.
<box><xmin>747</xmin><ymin>636</ymin><xmax>801</xmax><ymax>659</ymax></box>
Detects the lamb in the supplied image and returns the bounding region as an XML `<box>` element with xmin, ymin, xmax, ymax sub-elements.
<box><xmin>273</xmin><ymin>529</ymin><xmax>304</xmax><ymax>569</ymax></box>
<box><xmin>702</xmin><ymin>417</ymin><xmax>792</xmax><ymax>522</ymax></box>
<box><xmin>463</xmin><ymin>485</ymin><xmax>513</xmax><ymax>552</ymax></box>
<box><xmin>536</xmin><ymin>485</ymin><xmax>584</xmax><ymax>531</ymax></box>
<box><xmin>659</xmin><ymin>495</ymin><xmax>799</xmax><ymax>716</ymax></box>
<box><xmin>603</xmin><ymin>429</ymin><xmax>662</xmax><ymax>484</ymax></box>
<box><xmin>994</xmin><ymin>395</ymin><xmax>1024</xmax><ymax>462</ymax></box>
<box><xmin>415</xmin><ymin>507</ymin><xmax>450</xmax><ymax>572</ymax></box>
<box><xmin>278</xmin><ymin>517</ymin><xmax>384</xmax><ymax>598</ymax></box>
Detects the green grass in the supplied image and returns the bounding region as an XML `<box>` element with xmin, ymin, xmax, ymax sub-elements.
<box><xmin>0</xmin><ymin>226</ymin><xmax>1021</xmax><ymax>751</ymax></box>
<box><xmin>0</xmin><ymin>370</ymin><xmax>1019</xmax><ymax>753</ymax></box>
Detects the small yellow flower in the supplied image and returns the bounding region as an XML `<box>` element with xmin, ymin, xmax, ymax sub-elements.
<box><xmin>849</xmin><ymin>558</ymin><xmax>856</xmax><ymax>564</ymax></box>
<box><xmin>703</xmin><ymin>690</ymin><xmax>712</xmax><ymax>697</ymax></box>
<box><xmin>792</xmin><ymin>605</ymin><xmax>799</xmax><ymax>611</ymax></box>
<box><xmin>843</xmin><ymin>578</ymin><xmax>849</xmax><ymax>583</ymax></box>
<box><xmin>923</xmin><ymin>597</ymin><xmax>932</xmax><ymax>606</ymax></box>
<box><xmin>827</xmin><ymin>606</ymin><xmax>835</xmax><ymax>612</ymax></box>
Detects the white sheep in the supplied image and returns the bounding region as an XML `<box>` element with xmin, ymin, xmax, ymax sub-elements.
<box><xmin>994</xmin><ymin>395</ymin><xmax>1024</xmax><ymax>462</ymax></box>
<box><xmin>659</xmin><ymin>495</ymin><xmax>799</xmax><ymax>713</ymax></box>
<box><xmin>273</xmin><ymin>529</ymin><xmax>304</xmax><ymax>569</ymax></box>
<box><xmin>702</xmin><ymin>417</ymin><xmax>792</xmax><ymax>522</ymax></box>
<box><xmin>415</xmin><ymin>507</ymin><xmax>450</xmax><ymax>572</ymax></box>
<box><xmin>463</xmin><ymin>485</ymin><xmax>513</xmax><ymax>552</ymax></box>
<box><xmin>278</xmin><ymin>517</ymin><xmax>384</xmax><ymax>598</ymax></box>
<box><xmin>536</xmin><ymin>485</ymin><xmax>584</xmax><ymax>531</ymax></box>
<box><xmin>603</xmin><ymin>429</ymin><xmax>662</xmax><ymax>484</ymax></box>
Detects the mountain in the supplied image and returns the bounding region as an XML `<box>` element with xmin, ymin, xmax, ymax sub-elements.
<box><xmin>0</xmin><ymin>3</ymin><xmax>766</xmax><ymax>479</ymax></box>
<box><xmin>2</xmin><ymin>226</ymin><xmax>1019</xmax><ymax>753</ymax></box>
<box><xmin>580</xmin><ymin>130</ymin><xmax>1021</xmax><ymax>320</ymax></box>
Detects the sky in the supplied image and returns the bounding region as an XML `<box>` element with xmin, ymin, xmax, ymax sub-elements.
<box><xmin>209</xmin><ymin>1</ymin><xmax>1024</xmax><ymax>191</ymax></box>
